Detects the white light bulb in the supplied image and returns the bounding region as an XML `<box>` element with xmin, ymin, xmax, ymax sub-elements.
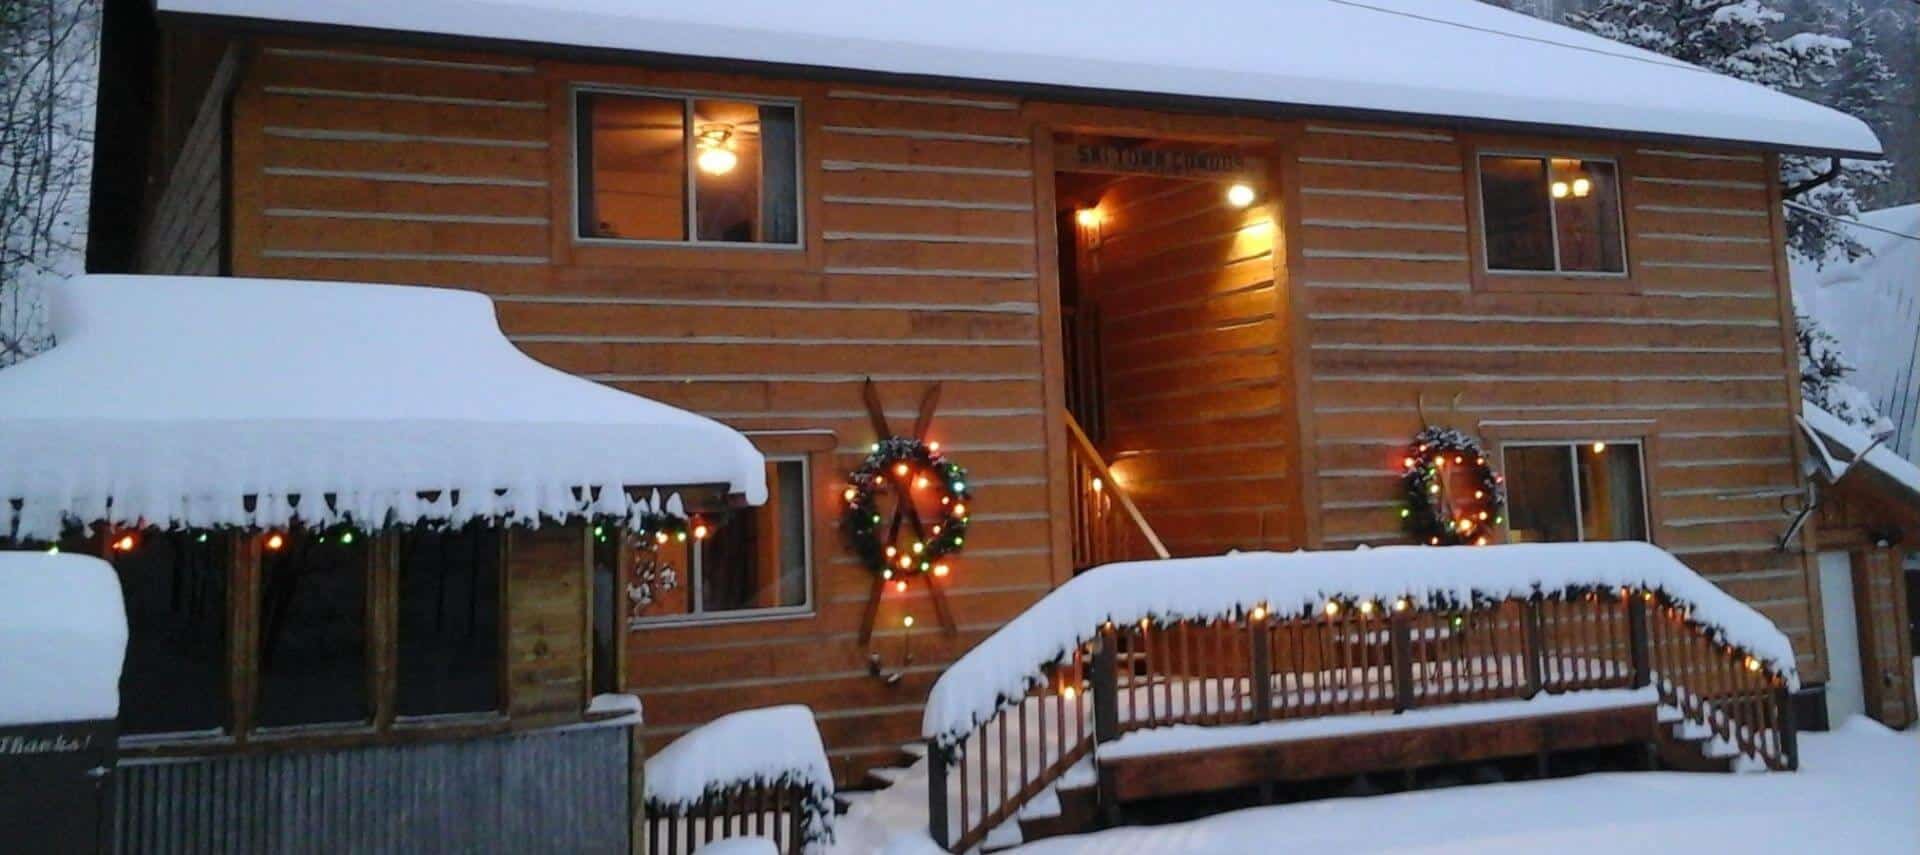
<box><xmin>1572</xmin><ymin>177</ymin><xmax>1592</xmax><ymax>197</ymax></box>
<box><xmin>1550</xmin><ymin>181</ymin><xmax>1571</xmax><ymax>199</ymax></box>
<box><xmin>1225</xmin><ymin>183</ymin><xmax>1256</xmax><ymax>208</ymax></box>
<box><xmin>697</xmin><ymin>146</ymin><xmax>738</xmax><ymax>175</ymax></box>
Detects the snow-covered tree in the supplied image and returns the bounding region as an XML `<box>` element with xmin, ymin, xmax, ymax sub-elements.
<box><xmin>1565</xmin><ymin>0</ymin><xmax>1883</xmax><ymax>265</ymax></box>
<box><xmin>1797</xmin><ymin>313</ymin><xmax>1888</xmax><ymax>432</ymax></box>
<box><xmin>0</xmin><ymin>0</ymin><xmax>98</xmax><ymax>368</ymax></box>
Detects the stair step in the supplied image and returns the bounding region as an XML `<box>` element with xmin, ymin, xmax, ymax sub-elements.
<box><xmin>981</xmin><ymin>820</ymin><xmax>1025</xmax><ymax>853</ymax></box>
<box><xmin>900</xmin><ymin>741</ymin><xmax>928</xmax><ymax>759</ymax></box>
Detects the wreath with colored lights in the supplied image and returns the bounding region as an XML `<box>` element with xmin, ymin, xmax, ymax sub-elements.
<box><xmin>843</xmin><ymin>436</ymin><xmax>971</xmax><ymax>581</ymax></box>
<box><xmin>1401</xmin><ymin>426</ymin><xmax>1506</xmax><ymax>546</ymax></box>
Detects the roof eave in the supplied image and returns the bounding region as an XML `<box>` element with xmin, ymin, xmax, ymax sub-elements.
<box><xmin>156</xmin><ymin>9</ymin><xmax>1885</xmax><ymax>161</ymax></box>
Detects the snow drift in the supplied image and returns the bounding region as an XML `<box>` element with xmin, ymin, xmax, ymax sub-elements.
<box><xmin>0</xmin><ymin>275</ymin><xmax>766</xmax><ymax>539</ymax></box>
<box><xmin>0</xmin><ymin>552</ymin><xmax>126</xmax><ymax>726</ymax></box>
<box><xmin>644</xmin><ymin>704</ymin><xmax>835</xmax><ymax>845</ymax></box>
<box><xmin>923</xmin><ymin>542</ymin><xmax>1797</xmax><ymax>746</ymax></box>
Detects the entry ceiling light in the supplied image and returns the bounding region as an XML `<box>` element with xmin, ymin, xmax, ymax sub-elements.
<box><xmin>1225</xmin><ymin>183</ymin><xmax>1256</xmax><ymax>208</ymax></box>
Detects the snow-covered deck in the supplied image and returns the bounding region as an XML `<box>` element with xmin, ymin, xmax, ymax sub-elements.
<box><xmin>0</xmin><ymin>275</ymin><xmax>766</xmax><ymax>538</ymax></box>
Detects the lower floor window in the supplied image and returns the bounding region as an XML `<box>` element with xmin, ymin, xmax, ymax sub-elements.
<box><xmin>1503</xmin><ymin>441</ymin><xmax>1649</xmax><ymax>543</ymax></box>
<box><xmin>632</xmin><ymin>458</ymin><xmax>812</xmax><ymax>622</ymax></box>
<box><xmin>256</xmin><ymin>529</ymin><xmax>370</xmax><ymax>729</ymax></box>
<box><xmin>397</xmin><ymin>526</ymin><xmax>503</xmax><ymax>718</ymax></box>
<box><xmin>113</xmin><ymin>531</ymin><xmax>232</xmax><ymax>736</ymax></box>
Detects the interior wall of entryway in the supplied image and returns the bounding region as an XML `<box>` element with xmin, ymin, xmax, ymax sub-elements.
<box><xmin>1819</xmin><ymin>549</ymin><xmax>1867</xmax><ymax>725</ymax></box>
<box><xmin>1056</xmin><ymin>165</ymin><xmax>1300</xmax><ymax>556</ymax></box>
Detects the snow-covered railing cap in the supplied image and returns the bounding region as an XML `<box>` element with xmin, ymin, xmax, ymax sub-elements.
<box><xmin>0</xmin><ymin>275</ymin><xmax>767</xmax><ymax>540</ymax></box>
<box><xmin>644</xmin><ymin>704</ymin><xmax>836</xmax><ymax>847</ymax></box>
<box><xmin>922</xmin><ymin>542</ymin><xmax>1798</xmax><ymax>747</ymax></box>
<box><xmin>0</xmin><ymin>552</ymin><xmax>127</xmax><ymax>726</ymax></box>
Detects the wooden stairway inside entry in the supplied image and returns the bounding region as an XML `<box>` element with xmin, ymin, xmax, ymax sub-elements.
<box><xmin>1065</xmin><ymin>410</ymin><xmax>1169</xmax><ymax>572</ymax></box>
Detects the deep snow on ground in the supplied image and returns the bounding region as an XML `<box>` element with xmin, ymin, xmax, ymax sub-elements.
<box><xmin>1008</xmin><ymin>717</ymin><xmax>1917</xmax><ymax>854</ymax></box>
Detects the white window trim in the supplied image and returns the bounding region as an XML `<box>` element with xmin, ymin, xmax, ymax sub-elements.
<box><xmin>1475</xmin><ymin>151</ymin><xmax>1629</xmax><ymax>278</ymax></box>
<box><xmin>1499</xmin><ymin>439</ymin><xmax>1652</xmax><ymax>543</ymax></box>
<box><xmin>631</xmin><ymin>455</ymin><xmax>816</xmax><ymax>627</ymax></box>
<box><xmin>570</xmin><ymin>83</ymin><xmax>806</xmax><ymax>251</ymax></box>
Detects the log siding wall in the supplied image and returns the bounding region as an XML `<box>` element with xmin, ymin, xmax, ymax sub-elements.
<box><xmin>135</xmin><ymin>46</ymin><xmax>235</xmax><ymax>276</ymax></box>
<box><xmin>225</xmin><ymin>40</ymin><xmax>1054</xmax><ymax>782</ymax></box>
<box><xmin>1291</xmin><ymin>123</ymin><xmax>1825</xmax><ymax>680</ymax></box>
<box><xmin>207</xmin><ymin>37</ymin><xmax>1834</xmax><ymax>774</ymax></box>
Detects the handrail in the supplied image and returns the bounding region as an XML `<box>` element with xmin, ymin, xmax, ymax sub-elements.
<box><xmin>1064</xmin><ymin>411</ymin><xmax>1169</xmax><ymax>569</ymax></box>
<box><xmin>927</xmin><ymin>586</ymin><xmax>1796</xmax><ymax>851</ymax></box>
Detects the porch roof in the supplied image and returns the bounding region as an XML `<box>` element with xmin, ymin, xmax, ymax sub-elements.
<box><xmin>0</xmin><ymin>275</ymin><xmax>767</xmax><ymax>540</ymax></box>
<box><xmin>159</xmin><ymin>0</ymin><xmax>1881</xmax><ymax>157</ymax></box>
<box><xmin>1801</xmin><ymin>403</ymin><xmax>1920</xmax><ymax>508</ymax></box>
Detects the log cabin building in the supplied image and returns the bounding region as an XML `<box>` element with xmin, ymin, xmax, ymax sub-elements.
<box><xmin>78</xmin><ymin>0</ymin><xmax>1910</xmax><ymax>827</ymax></box>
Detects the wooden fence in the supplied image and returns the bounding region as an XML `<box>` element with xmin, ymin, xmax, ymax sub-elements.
<box><xmin>644</xmin><ymin>781</ymin><xmax>812</xmax><ymax>855</ymax></box>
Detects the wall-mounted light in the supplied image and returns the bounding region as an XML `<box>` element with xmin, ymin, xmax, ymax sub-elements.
<box><xmin>1225</xmin><ymin>183</ymin><xmax>1257</xmax><ymax>208</ymax></box>
<box><xmin>1075</xmin><ymin>208</ymin><xmax>1103</xmax><ymax>228</ymax></box>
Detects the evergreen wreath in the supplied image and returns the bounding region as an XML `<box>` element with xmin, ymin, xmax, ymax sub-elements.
<box><xmin>843</xmin><ymin>436</ymin><xmax>971</xmax><ymax>580</ymax></box>
<box><xmin>1401</xmin><ymin>426</ymin><xmax>1505</xmax><ymax>546</ymax></box>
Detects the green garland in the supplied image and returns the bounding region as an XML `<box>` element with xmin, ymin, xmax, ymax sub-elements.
<box><xmin>843</xmin><ymin>437</ymin><xmax>971</xmax><ymax>580</ymax></box>
<box><xmin>1400</xmin><ymin>426</ymin><xmax>1505</xmax><ymax>546</ymax></box>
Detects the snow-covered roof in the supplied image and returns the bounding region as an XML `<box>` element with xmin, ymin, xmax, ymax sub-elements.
<box><xmin>0</xmin><ymin>552</ymin><xmax>126</xmax><ymax>726</ymax></box>
<box><xmin>0</xmin><ymin>275</ymin><xmax>766</xmax><ymax>540</ymax></box>
<box><xmin>1801</xmin><ymin>402</ymin><xmax>1920</xmax><ymax>503</ymax></box>
<box><xmin>157</xmin><ymin>0</ymin><xmax>1880</xmax><ymax>157</ymax></box>
<box><xmin>1791</xmin><ymin>205</ymin><xmax>1920</xmax><ymax>464</ymax></box>
<box><xmin>924</xmin><ymin>542</ymin><xmax>1798</xmax><ymax>746</ymax></box>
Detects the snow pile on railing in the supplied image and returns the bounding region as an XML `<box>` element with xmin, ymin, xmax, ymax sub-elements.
<box><xmin>644</xmin><ymin>704</ymin><xmax>835</xmax><ymax>847</ymax></box>
<box><xmin>923</xmin><ymin>542</ymin><xmax>1796</xmax><ymax>747</ymax></box>
<box><xmin>0</xmin><ymin>552</ymin><xmax>126</xmax><ymax>726</ymax></box>
<box><xmin>0</xmin><ymin>275</ymin><xmax>766</xmax><ymax>540</ymax></box>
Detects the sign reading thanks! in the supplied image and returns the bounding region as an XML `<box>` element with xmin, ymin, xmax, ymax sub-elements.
<box><xmin>1054</xmin><ymin>142</ymin><xmax>1264</xmax><ymax>180</ymax></box>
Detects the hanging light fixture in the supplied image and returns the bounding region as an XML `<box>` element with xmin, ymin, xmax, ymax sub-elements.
<box><xmin>1550</xmin><ymin>180</ymin><xmax>1571</xmax><ymax>199</ymax></box>
<box><xmin>1572</xmin><ymin>176</ymin><xmax>1593</xmax><ymax>197</ymax></box>
<box><xmin>695</xmin><ymin>124</ymin><xmax>738</xmax><ymax>175</ymax></box>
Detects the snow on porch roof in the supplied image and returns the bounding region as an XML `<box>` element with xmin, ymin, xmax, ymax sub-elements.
<box><xmin>159</xmin><ymin>0</ymin><xmax>1881</xmax><ymax>157</ymax></box>
<box><xmin>0</xmin><ymin>275</ymin><xmax>767</xmax><ymax>540</ymax></box>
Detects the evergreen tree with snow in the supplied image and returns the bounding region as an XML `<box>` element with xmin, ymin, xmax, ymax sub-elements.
<box><xmin>1797</xmin><ymin>313</ymin><xmax>1888</xmax><ymax>432</ymax></box>
<box><xmin>1565</xmin><ymin>0</ymin><xmax>1882</xmax><ymax>265</ymax></box>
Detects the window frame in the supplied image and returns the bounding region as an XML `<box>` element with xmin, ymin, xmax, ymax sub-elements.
<box><xmin>1498</xmin><ymin>438</ymin><xmax>1654</xmax><ymax>544</ymax></box>
<box><xmin>1468</xmin><ymin>145</ymin><xmax>1636</xmax><ymax>292</ymax></box>
<box><xmin>569</xmin><ymin>83</ymin><xmax>806</xmax><ymax>252</ymax></box>
<box><xmin>628</xmin><ymin>454</ymin><xmax>817</xmax><ymax>628</ymax></box>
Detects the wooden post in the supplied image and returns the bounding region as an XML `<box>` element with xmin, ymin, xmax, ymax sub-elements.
<box><xmin>1627</xmin><ymin>595</ymin><xmax>1651</xmax><ymax>689</ymax></box>
<box><xmin>927</xmin><ymin>741</ymin><xmax>950</xmax><ymax>850</ymax></box>
<box><xmin>1523</xmin><ymin>599</ymin><xmax>1545</xmax><ymax>698</ymax></box>
<box><xmin>1775</xmin><ymin>685</ymin><xmax>1800</xmax><ymax>771</ymax></box>
<box><xmin>1391</xmin><ymin>610</ymin><xmax>1414</xmax><ymax>713</ymax></box>
<box><xmin>1092</xmin><ymin>626</ymin><xmax>1119</xmax><ymax>743</ymax></box>
<box><xmin>1250</xmin><ymin>613</ymin><xmax>1272</xmax><ymax>723</ymax></box>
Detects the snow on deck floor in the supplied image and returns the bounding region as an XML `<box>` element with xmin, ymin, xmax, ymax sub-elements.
<box><xmin>1011</xmin><ymin>718</ymin><xmax>1919</xmax><ymax>855</ymax></box>
<box><xmin>1101</xmin><ymin>687</ymin><xmax>1655</xmax><ymax>761</ymax></box>
<box><xmin>830</xmin><ymin>716</ymin><xmax>1916</xmax><ymax>854</ymax></box>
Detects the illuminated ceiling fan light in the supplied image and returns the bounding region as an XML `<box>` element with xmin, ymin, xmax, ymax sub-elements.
<box><xmin>696</xmin><ymin>146</ymin><xmax>739</xmax><ymax>175</ymax></box>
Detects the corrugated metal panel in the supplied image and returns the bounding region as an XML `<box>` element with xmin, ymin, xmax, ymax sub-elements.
<box><xmin>114</xmin><ymin>725</ymin><xmax>629</xmax><ymax>854</ymax></box>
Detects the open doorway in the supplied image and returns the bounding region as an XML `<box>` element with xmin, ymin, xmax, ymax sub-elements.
<box><xmin>1051</xmin><ymin>136</ymin><xmax>1290</xmax><ymax>557</ymax></box>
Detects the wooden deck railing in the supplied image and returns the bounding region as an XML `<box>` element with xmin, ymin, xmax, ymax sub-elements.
<box><xmin>644</xmin><ymin>781</ymin><xmax>812</xmax><ymax>855</ymax></box>
<box><xmin>927</xmin><ymin>589</ymin><xmax>1796</xmax><ymax>852</ymax></box>
<box><xmin>1065</xmin><ymin>412</ymin><xmax>1168</xmax><ymax>572</ymax></box>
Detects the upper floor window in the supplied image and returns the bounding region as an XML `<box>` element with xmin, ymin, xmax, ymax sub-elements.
<box><xmin>1503</xmin><ymin>441</ymin><xmax>1648</xmax><ymax>544</ymax></box>
<box><xmin>574</xmin><ymin>89</ymin><xmax>800</xmax><ymax>246</ymax></box>
<box><xmin>1478</xmin><ymin>154</ymin><xmax>1624</xmax><ymax>274</ymax></box>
